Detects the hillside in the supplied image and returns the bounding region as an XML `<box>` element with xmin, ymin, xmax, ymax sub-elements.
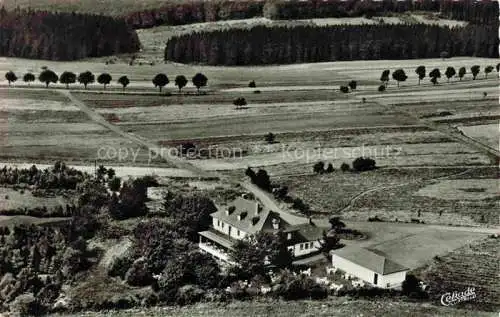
<box><xmin>53</xmin><ymin>298</ymin><xmax>493</xmax><ymax>317</ymax></box>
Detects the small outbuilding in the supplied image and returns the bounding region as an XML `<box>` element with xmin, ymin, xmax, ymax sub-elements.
<box><xmin>331</xmin><ymin>247</ymin><xmax>409</xmax><ymax>289</ymax></box>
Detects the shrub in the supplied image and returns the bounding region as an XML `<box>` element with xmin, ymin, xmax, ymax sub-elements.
<box><xmin>340</xmin><ymin>85</ymin><xmax>349</xmax><ymax>93</ymax></box>
<box><xmin>352</xmin><ymin>157</ymin><xmax>376</xmax><ymax>172</ymax></box>
<box><xmin>326</xmin><ymin>163</ymin><xmax>334</xmax><ymax>173</ymax></box>
<box><xmin>378</xmin><ymin>84</ymin><xmax>386</xmax><ymax>92</ymax></box>
<box><xmin>265</xmin><ymin>132</ymin><xmax>275</xmax><ymax>144</ymax></box>
<box><xmin>340</xmin><ymin>163</ymin><xmax>350</xmax><ymax>172</ymax></box>
<box><xmin>175</xmin><ymin>285</ymin><xmax>206</xmax><ymax>305</ymax></box>
<box><xmin>249</xmin><ymin>80</ymin><xmax>256</xmax><ymax>88</ymax></box>
<box><xmin>108</xmin><ymin>256</ymin><xmax>134</xmax><ymax>279</ymax></box>
<box><xmin>253</xmin><ymin>90</ymin><xmax>261</xmax><ymax>94</ymax></box>
<box><xmin>313</xmin><ymin>161</ymin><xmax>325</xmax><ymax>174</ymax></box>
<box><xmin>368</xmin><ymin>215</ymin><xmax>383</xmax><ymax>222</ymax></box>
<box><xmin>125</xmin><ymin>257</ymin><xmax>153</xmax><ymax>286</ymax></box>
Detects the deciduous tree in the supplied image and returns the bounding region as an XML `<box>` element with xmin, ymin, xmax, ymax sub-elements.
<box><xmin>175</xmin><ymin>75</ymin><xmax>188</xmax><ymax>92</ymax></box>
<box><xmin>152</xmin><ymin>73</ymin><xmax>169</xmax><ymax>93</ymax></box>
<box><xmin>458</xmin><ymin>67</ymin><xmax>466</xmax><ymax>81</ymax></box>
<box><xmin>445</xmin><ymin>67</ymin><xmax>456</xmax><ymax>82</ymax></box>
<box><xmin>23</xmin><ymin>73</ymin><xmax>35</xmax><ymax>85</ymax></box>
<box><xmin>429</xmin><ymin>68</ymin><xmax>441</xmax><ymax>85</ymax></box>
<box><xmin>5</xmin><ymin>71</ymin><xmax>17</xmax><ymax>86</ymax></box>
<box><xmin>97</xmin><ymin>73</ymin><xmax>112</xmax><ymax>89</ymax></box>
<box><xmin>59</xmin><ymin>71</ymin><xmax>76</xmax><ymax>89</ymax></box>
<box><xmin>415</xmin><ymin>66</ymin><xmax>425</xmax><ymax>85</ymax></box>
<box><xmin>392</xmin><ymin>69</ymin><xmax>407</xmax><ymax>87</ymax></box>
<box><xmin>470</xmin><ymin>65</ymin><xmax>480</xmax><ymax>80</ymax></box>
<box><xmin>78</xmin><ymin>71</ymin><xmax>95</xmax><ymax>89</ymax></box>
<box><xmin>118</xmin><ymin>76</ymin><xmax>130</xmax><ymax>90</ymax></box>
<box><xmin>484</xmin><ymin>65</ymin><xmax>493</xmax><ymax>78</ymax></box>
<box><xmin>192</xmin><ymin>73</ymin><xmax>208</xmax><ymax>93</ymax></box>
<box><xmin>39</xmin><ymin>70</ymin><xmax>58</xmax><ymax>88</ymax></box>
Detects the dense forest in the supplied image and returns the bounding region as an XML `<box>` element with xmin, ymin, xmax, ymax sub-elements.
<box><xmin>0</xmin><ymin>8</ymin><xmax>140</xmax><ymax>60</ymax></box>
<box><xmin>165</xmin><ymin>24</ymin><xmax>498</xmax><ymax>66</ymax></box>
<box><xmin>125</xmin><ymin>0</ymin><xmax>265</xmax><ymax>29</ymax></box>
<box><xmin>438</xmin><ymin>0</ymin><xmax>499</xmax><ymax>25</ymax></box>
<box><xmin>263</xmin><ymin>0</ymin><xmax>498</xmax><ymax>24</ymax></box>
<box><xmin>124</xmin><ymin>0</ymin><xmax>498</xmax><ymax>29</ymax></box>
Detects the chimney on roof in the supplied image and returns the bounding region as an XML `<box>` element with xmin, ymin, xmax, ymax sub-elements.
<box><xmin>226</xmin><ymin>205</ymin><xmax>235</xmax><ymax>216</ymax></box>
<box><xmin>238</xmin><ymin>211</ymin><xmax>248</xmax><ymax>221</ymax></box>
<box><xmin>251</xmin><ymin>216</ymin><xmax>260</xmax><ymax>226</ymax></box>
<box><xmin>272</xmin><ymin>218</ymin><xmax>280</xmax><ymax>230</ymax></box>
<box><xmin>255</xmin><ymin>203</ymin><xmax>262</xmax><ymax>215</ymax></box>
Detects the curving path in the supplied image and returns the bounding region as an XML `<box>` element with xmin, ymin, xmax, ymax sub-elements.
<box><xmin>336</xmin><ymin>168</ymin><xmax>472</xmax><ymax>214</ymax></box>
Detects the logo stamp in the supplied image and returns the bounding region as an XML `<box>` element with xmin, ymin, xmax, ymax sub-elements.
<box><xmin>440</xmin><ymin>287</ymin><xmax>476</xmax><ymax>306</ymax></box>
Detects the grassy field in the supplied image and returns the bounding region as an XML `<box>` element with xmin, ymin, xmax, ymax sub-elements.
<box><xmin>51</xmin><ymin>298</ymin><xmax>495</xmax><ymax>317</ymax></box>
<box><xmin>0</xmin><ymin>186</ymin><xmax>67</xmax><ymax>210</ymax></box>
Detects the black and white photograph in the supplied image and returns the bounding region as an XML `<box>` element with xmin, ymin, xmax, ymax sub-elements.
<box><xmin>0</xmin><ymin>0</ymin><xmax>498</xmax><ymax>316</ymax></box>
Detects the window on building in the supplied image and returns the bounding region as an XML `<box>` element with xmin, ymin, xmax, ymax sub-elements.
<box><xmin>287</xmin><ymin>233</ymin><xmax>292</xmax><ymax>240</ymax></box>
<box><xmin>299</xmin><ymin>244</ymin><xmax>303</xmax><ymax>250</ymax></box>
<box><xmin>305</xmin><ymin>243</ymin><xmax>309</xmax><ymax>250</ymax></box>
<box><xmin>217</xmin><ymin>220</ymin><xmax>220</xmax><ymax>227</ymax></box>
<box><xmin>221</xmin><ymin>222</ymin><xmax>225</xmax><ymax>229</ymax></box>
<box><xmin>237</xmin><ymin>230</ymin><xmax>240</xmax><ymax>236</ymax></box>
<box><xmin>310</xmin><ymin>242</ymin><xmax>314</xmax><ymax>248</ymax></box>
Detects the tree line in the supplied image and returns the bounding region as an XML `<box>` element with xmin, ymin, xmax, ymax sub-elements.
<box><xmin>165</xmin><ymin>24</ymin><xmax>498</xmax><ymax>66</ymax></box>
<box><xmin>4</xmin><ymin>70</ymin><xmax>209</xmax><ymax>93</ymax></box>
<box><xmin>263</xmin><ymin>0</ymin><xmax>438</xmax><ymax>20</ymax></box>
<box><xmin>122</xmin><ymin>0</ymin><xmax>497</xmax><ymax>29</ymax></box>
<box><xmin>438</xmin><ymin>0</ymin><xmax>498</xmax><ymax>25</ymax></box>
<box><xmin>0</xmin><ymin>7</ymin><xmax>140</xmax><ymax>60</ymax></box>
<box><xmin>376</xmin><ymin>64</ymin><xmax>499</xmax><ymax>91</ymax></box>
<box><xmin>125</xmin><ymin>0</ymin><xmax>264</xmax><ymax>29</ymax></box>
<box><xmin>264</xmin><ymin>0</ymin><xmax>498</xmax><ymax>25</ymax></box>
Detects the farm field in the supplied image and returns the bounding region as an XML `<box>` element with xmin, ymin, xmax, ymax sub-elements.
<box><xmin>421</xmin><ymin>237</ymin><xmax>500</xmax><ymax>311</ymax></box>
<box><xmin>278</xmin><ymin>166</ymin><xmax>498</xmax><ymax>226</ymax></box>
<box><xmin>458</xmin><ymin>123</ymin><xmax>499</xmax><ymax>151</ymax></box>
<box><xmin>0</xmin><ymin>89</ymin><xmax>169</xmax><ymax>166</ymax></box>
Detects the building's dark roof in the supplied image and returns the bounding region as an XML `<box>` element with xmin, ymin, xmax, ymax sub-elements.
<box><xmin>290</xmin><ymin>223</ymin><xmax>324</xmax><ymax>242</ymax></box>
<box><xmin>332</xmin><ymin>247</ymin><xmax>409</xmax><ymax>275</ymax></box>
<box><xmin>211</xmin><ymin>197</ymin><xmax>322</xmax><ymax>241</ymax></box>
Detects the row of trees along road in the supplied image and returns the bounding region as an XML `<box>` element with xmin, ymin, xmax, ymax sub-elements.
<box><xmin>4</xmin><ymin>70</ymin><xmax>209</xmax><ymax>92</ymax></box>
<box><xmin>378</xmin><ymin>63</ymin><xmax>499</xmax><ymax>91</ymax></box>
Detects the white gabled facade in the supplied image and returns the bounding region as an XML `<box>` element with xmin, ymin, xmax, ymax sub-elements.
<box><xmin>199</xmin><ymin>197</ymin><xmax>324</xmax><ymax>263</ymax></box>
<box><xmin>331</xmin><ymin>247</ymin><xmax>409</xmax><ymax>289</ymax></box>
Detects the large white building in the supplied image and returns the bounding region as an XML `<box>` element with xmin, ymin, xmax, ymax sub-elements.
<box><xmin>198</xmin><ymin>196</ymin><xmax>324</xmax><ymax>264</ymax></box>
<box><xmin>331</xmin><ymin>247</ymin><xmax>409</xmax><ymax>289</ymax></box>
